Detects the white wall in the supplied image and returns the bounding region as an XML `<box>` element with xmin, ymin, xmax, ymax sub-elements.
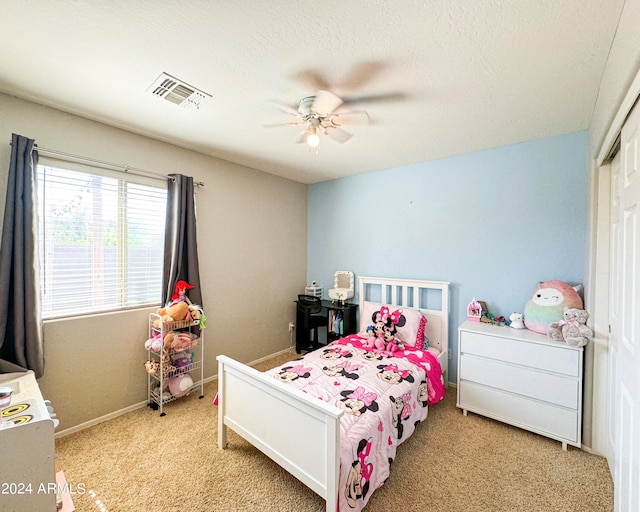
<box><xmin>0</xmin><ymin>92</ymin><xmax>308</xmax><ymax>431</ymax></box>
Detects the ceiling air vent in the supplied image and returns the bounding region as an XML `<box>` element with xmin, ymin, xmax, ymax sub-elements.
<box><xmin>147</xmin><ymin>72</ymin><xmax>211</xmax><ymax>110</ymax></box>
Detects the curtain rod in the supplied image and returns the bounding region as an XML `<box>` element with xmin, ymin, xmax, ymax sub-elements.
<box><xmin>8</xmin><ymin>141</ymin><xmax>205</xmax><ymax>187</ymax></box>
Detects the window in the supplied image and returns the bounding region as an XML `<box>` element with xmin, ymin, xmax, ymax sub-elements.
<box><xmin>37</xmin><ymin>163</ymin><xmax>167</xmax><ymax>318</ymax></box>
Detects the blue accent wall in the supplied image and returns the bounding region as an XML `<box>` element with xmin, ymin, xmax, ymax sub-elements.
<box><xmin>308</xmin><ymin>131</ymin><xmax>589</xmax><ymax>383</ymax></box>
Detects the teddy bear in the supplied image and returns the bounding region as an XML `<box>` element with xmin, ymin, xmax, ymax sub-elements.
<box><xmin>547</xmin><ymin>307</ymin><xmax>593</xmax><ymax>347</ymax></box>
<box><xmin>154</xmin><ymin>301</ymin><xmax>190</xmax><ymax>327</ymax></box>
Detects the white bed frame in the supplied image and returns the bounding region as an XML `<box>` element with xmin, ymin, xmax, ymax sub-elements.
<box><xmin>217</xmin><ymin>276</ymin><xmax>450</xmax><ymax>512</ymax></box>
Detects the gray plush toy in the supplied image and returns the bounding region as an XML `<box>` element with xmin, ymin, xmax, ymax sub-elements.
<box><xmin>547</xmin><ymin>307</ymin><xmax>593</xmax><ymax>347</ymax></box>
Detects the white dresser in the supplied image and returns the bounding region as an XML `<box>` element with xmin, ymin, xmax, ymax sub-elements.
<box><xmin>457</xmin><ymin>321</ymin><xmax>583</xmax><ymax>450</ymax></box>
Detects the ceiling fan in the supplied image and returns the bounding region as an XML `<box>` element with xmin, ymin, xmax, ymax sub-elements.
<box><xmin>265</xmin><ymin>90</ymin><xmax>370</xmax><ymax>149</ymax></box>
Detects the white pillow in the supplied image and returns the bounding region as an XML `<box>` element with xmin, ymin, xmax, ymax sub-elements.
<box><xmin>359</xmin><ymin>301</ymin><xmax>427</xmax><ymax>348</ymax></box>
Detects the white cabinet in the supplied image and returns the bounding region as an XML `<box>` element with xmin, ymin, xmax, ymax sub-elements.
<box><xmin>457</xmin><ymin>321</ymin><xmax>583</xmax><ymax>450</ymax></box>
<box><xmin>0</xmin><ymin>371</ymin><xmax>57</xmax><ymax>511</ymax></box>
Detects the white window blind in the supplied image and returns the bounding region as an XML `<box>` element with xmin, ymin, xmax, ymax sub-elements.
<box><xmin>37</xmin><ymin>164</ymin><xmax>167</xmax><ymax>318</ymax></box>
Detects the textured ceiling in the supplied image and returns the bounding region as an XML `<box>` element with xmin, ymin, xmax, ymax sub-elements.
<box><xmin>0</xmin><ymin>1</ymin><xmax>625</xmax><ymax>184</ymax></box>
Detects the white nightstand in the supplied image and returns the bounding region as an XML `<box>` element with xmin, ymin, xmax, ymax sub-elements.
<box><xmin>457</xmin><ymin>321</ymin><xmax>583</xmax><ymax>450</ymax></box>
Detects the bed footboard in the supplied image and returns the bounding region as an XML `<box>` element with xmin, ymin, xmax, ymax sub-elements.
<box><xmin>217</xmin><ymin>355</ymin><xmax>344</xmax><ymax>512</ymax></box>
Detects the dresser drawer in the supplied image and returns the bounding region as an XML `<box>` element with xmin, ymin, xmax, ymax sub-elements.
<box><xmin>460</xmin><ymin>330</ymin><xmax>580</xmax><ymax>377</ymax></box>
<box><xmin>458</xmin><ymin>380</ymin><xmax>579</xmax><ymax>443</ymax></box>
<box><xmin>460</xmin><ymin>353</ymin><xmax>579</xmax><ymax>409</ymax></box>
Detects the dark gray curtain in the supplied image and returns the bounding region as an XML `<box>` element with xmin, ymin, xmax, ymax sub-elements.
<box><xmin>0</xmin><ymin>134</ymin><xmax>44</xmax><ymax>377</ymax></box>
<box><xmin>162</xmin><ymin>174</ymin><xmax>202</xmax><ymax>307</ymax></box>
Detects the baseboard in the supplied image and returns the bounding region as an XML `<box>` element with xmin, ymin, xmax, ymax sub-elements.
<box><xmin>55</xmin><ymin>401</ymin><xmax>148</xmax><ymax>439</ymax></box>
<box><xmin>55</xmin><ymin>347</ymin><xmax>294</xmax><ymax>439</ymax></box>
<box><xmin>247</xmin><ymin>347</ymin><xmax>293</xmax><ymax>366</ymax></box>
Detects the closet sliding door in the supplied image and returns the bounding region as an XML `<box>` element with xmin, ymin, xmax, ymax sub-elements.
<box><xmin>608</xmin><ymin>101</ymin><xmax>640</xmax><ymax>512</ymax></box>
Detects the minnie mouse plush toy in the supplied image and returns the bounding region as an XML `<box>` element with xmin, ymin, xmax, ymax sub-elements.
<box><xmin>365</xmin><ymin>306</ymin><xmax>406</xmax><ymax>354</ymax></box>
<box><xmin>383</xmin><ymin>328</ymin><xmax>405</xmax><ymax>356</ymax></box>
<box><xmin>365</xmin><ymin>312</ymin><xmax>387</xmax><ymax>351</ymax></box>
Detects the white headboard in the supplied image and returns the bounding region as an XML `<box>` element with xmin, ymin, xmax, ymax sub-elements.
<box><xmin>357</xmin><ymin>276</ymin><xmax>450</xmax><ymax>379</ymax></box>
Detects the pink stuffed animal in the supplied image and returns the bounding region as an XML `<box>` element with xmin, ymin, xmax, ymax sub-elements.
<box><xmin>367</xmin><ymin>335</ymin><xmax>386</xmax><ymax>351</ymax></box>
<box><xmin>169</xmin><ymin>331</ymin><xmax>198</xmax><ymax>352</ymax></box>
<box><xmin>365</xmin><ymin>316</ymin><xmax>386</xmax><ymax>351</ymax></box>
<box><xmin>383</xmin><ymin>329</ymin><xmax>405</xmax><ymax>357</ymax></box>
<box><xmin>365</xmin><ymin>306</ymin><xmax>406</xmax><ymax>354</ymax></box>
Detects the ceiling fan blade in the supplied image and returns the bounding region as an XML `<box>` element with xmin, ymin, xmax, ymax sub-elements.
<box><xmin>296</xmin><ymin>131</ymin><xmax>308</xmax><ymax>144</ymax></box>
<box><xmin>263</xmin><ymin>120</ymin><xmax>303</xmax><ymax>128</ymax></box>
<box><xmin>324</xmin><ymin>126</ymin><xmax>352</xmax><ymax>144</ymax></box>
<box><xmin>338</xmin><ymin>61</ymin><xmax>386</xmax><ymax>89</ymax></box>
<box><xmin>329</xmin><ymin>110</ymin><xmax>369</xmax><ymax>127</ymax></box>
<box><xmin>312</xmin><ymin>90</ymin><xmax>343</xmax><ymax>115</ymax></box>
<box><xmin>342</xmin><ymin>92</ymin><xmax>407</xmax><ymax>106</ymax></box>
<box><xmin>266</xmin><ymin>99</ymin><xmax>300</xmax><ymax>116</ymax></box>
<box><xmin>292</xmin><ymin>69</ymin><xmax>329</xmax><ymax>92</ymax></box>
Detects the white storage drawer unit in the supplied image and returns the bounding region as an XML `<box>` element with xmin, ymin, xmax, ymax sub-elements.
<box><xmin>457</xmin><ymin>321</ymin><xmax>583</xmax><ymax>450</ymax></box>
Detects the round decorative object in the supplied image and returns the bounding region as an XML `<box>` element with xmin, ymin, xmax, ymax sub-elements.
<box><xmin>8</xmin><ymin>415</ymin><xmax>33</xmax><ymax>425</ymax></box>
<box><xmin>2</xmin><ymin>403</ymin><xmax>30</xmax><ymax>417</ymax></box>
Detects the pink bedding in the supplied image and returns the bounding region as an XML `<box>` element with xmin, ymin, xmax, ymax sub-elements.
<box><xmin>265</xmin><ymin>334</ymin><xmax>445</xmax><ymax>511</ymax></box>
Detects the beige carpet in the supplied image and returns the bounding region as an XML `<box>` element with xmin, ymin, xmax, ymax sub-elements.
<box><xmin>55</xmin><ymin>352</ymin><xmax>613</xmax><ymax>512</ymax></box>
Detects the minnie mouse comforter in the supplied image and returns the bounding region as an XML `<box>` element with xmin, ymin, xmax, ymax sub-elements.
<box><xmin>265</xmin><ymin>335</ymin><xmax>445</xmax><ymax>511</ymax></box>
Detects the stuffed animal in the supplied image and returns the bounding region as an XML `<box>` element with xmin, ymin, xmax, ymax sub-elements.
<box><xmin>167</xmin><ymin>373</ymin><xmax>193</xmax><ymax>397</ymax></box>
<box><xmin>365</xmin><ymin>323</ymin><xmax>386</xmax><ymax>351</ymax></box>
<box><xmin>523</xmin><ymin>280</ymin><xmax>583</xmax><ymax>334</ymax></box>
<box><xmin>509</xmin><ymin>312</ymin><xmax>525</xmax><ymax>329</ymax></box>
<box><xmin>171</xmin><ymin>350</ymin><xmax>193</xmax><ymax>369</ymax></box>
<box><xmin>168</xmin><ymin>332</ymin><xmax>198</xmax><ymax>353</ymax></box>
<box><xmin>144</xmin><ymin>332</ymin><xmax>164</xmax><ymax>353</ymax></box>
<box><xmin>365</xmin><ymin>306</ymin><xmax>406</xmax><ymax>355</ymax></box>
<box><xmin>144</xmin><ymin>359</ymin><xmax>176</xmax><ymax>380</ymax></box>
<box><xmin>154</xmin><ymin>301</ymin><xmax>190</xmax><ymax>327</ymax></box>
<box><xmin>365</xmin><ymin>310</ymin><xmax>387</xmax><ymax>351</ymax></box>
<box><xmin>170</xmin><ymin>280</ymin><xmax>202</xmax><ymax>322</ymax></box>
<box><xmin>145</xmin><ymin>330</ymin><xmax>196</xmax><ymax>362</ymax></box>
<box><xmin>547</xmin><ymin>307</ymin><xmax>593</xmax><ymax>347</ymax></box>
<box><xmin>154</xmin><ymin>280</ymin><xmax>202</xmax><ymax>327</ymax></box>
<box><xmin>383</xmin><ymin>330</ymin><xmax>405</xmax><ymax>356</ymax></box>
<box><xmin>171</xmin><ymin>280</ymin><xmax>194</xmax><ymax>303</ymax></box>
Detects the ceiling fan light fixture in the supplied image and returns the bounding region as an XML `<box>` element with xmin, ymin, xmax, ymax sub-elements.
<box><xmin>306</xmin><ymin>128</ymin><xmax>320</xmax><ymax>148</ymax></box>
